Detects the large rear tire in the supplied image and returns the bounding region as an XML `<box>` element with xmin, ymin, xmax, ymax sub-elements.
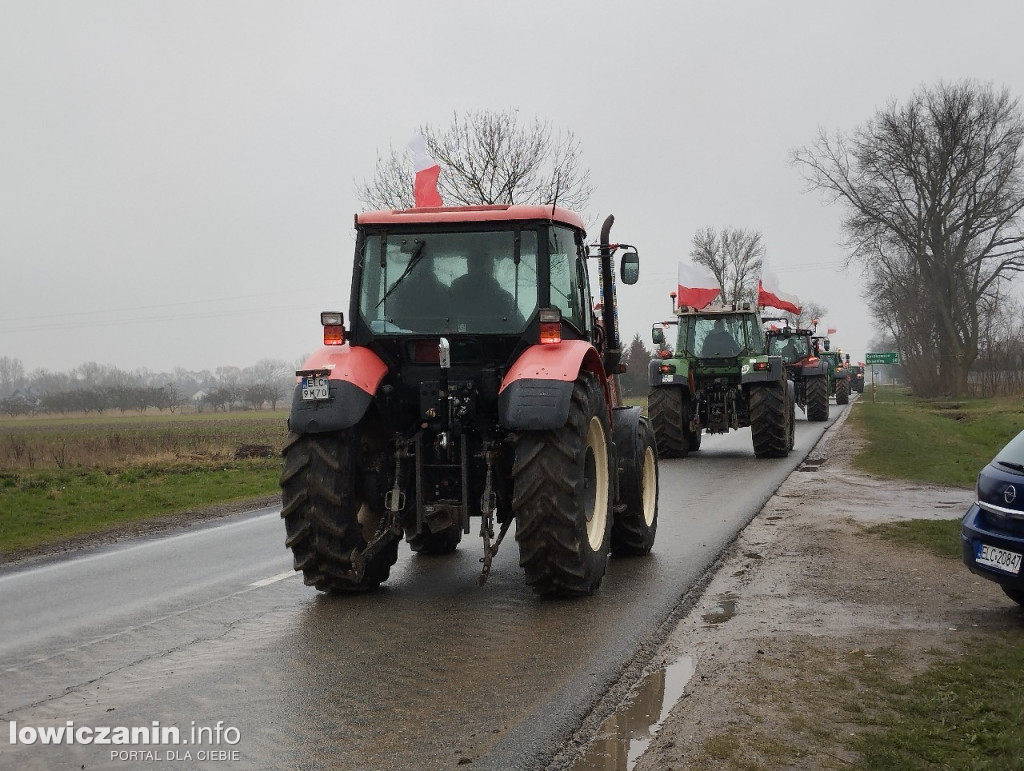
<box><xmin>513</xmin><ymin>372</ymin><xmax>613</xmax><ymax>596</ymax></box>
<box><xmin>280</xmin><ymin>430</ymin><xmax>399</xmax><ymax>592</ymax></box>
<box><xmin>749</xmin><ymin>383</ymin><xmax>790</xmax><ymax>458</ymax></box>
<box><xmin>806</xmin><ymin>376</ymin><xmax>829</xmax><ymax>422</ymax></box>
<box><xmin>647</xmin><ymin>386</ymin><xmax>687</xmax><ymax>458</ymax></box>
<box><xmin>835</xmin><ymin>378</ymin><xmax>850</xmax><ymax>405</ymax></box>
<box><xmin>610</xmin><ymin>409</ymin><xmax>659</xmax><ymax>556</ymax></box>
<box><xmin>787</xmin><ymin>381</ymin><xmax>796</xmax><ymax>451</ymax></box>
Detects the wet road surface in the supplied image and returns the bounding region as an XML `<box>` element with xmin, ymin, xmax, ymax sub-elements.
<box><xmin>0</xmin><ymin>407</ymin><xmax>845</xmax><ymax>770</ymax></box>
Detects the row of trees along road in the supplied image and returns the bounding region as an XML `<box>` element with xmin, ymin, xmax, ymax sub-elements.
<box><xmin>793</xmin><ymin>79</ymin><xmax>1024</xmax><ymax>398</ymax></box>
<box><xmin>0</xmin><ymin>357</ymin><xmax>297</xmax><ymax>416</ymax></box>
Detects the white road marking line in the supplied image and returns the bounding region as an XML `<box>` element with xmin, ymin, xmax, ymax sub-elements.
<box><xmin>250</xmin><ymin>570</ymin><xmax>298</xmax><ymax>587</ymax></box>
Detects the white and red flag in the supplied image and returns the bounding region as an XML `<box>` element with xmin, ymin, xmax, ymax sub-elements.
<box><xmin>827</xmin><ymin>327</ymin><xmax>837</xmax><ymax>335</ymax></box>
<box><xmin>757</xmin><ymin>262</ymin><xmax>801</xmax><ymax>315</ymax></box>
<box><xmin>408</xmin><ymin>133</ymin><xmax>443</xmax><ymax>208</ymax></box>
<box><xmin>676</xmin><ymin>262</ymin><xmax>721</xmax><ymax>309</ymax></box>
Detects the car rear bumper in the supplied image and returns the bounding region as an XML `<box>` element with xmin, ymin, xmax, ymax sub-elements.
<box><xmin>961</xmin><ymin>503</ymin><xmax>1024</xmax><ymax>590</ymax></box>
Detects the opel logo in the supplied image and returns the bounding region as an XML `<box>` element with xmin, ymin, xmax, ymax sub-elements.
<box><xmin>1005</xmin><ymin>485</ymin><xmax>1018</xmax><ymax>504</ymax></box>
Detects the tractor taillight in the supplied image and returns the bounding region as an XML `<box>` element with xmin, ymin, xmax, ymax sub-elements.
<box><xmin>753</xmin><ymin>361</ymin><xmax>770</xmax><ymax>371</ymax></box>
<box><xmin>321</xmin><ymin>311</ymin><xmax>345</xmax><ymax>346</ymax></box>
<box><xmin>658</xmin><ymin>349</ymin><xmax>673</xmax><ymax>359</ymax></box>
<box><xmin>539</xmin><ymin>308</ymin><xmax>562</xmax><ymax>344</ymax></box>
<box><xmin>659</xmin><ymin>363</ymin><xmax>676</xmax><ymax>375</ymax></box>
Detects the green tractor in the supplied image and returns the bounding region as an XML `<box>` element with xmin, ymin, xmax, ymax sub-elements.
<box><xmin>764</xmin><ymin>322</ymin><xmax>830</xmax><ymax>422</ymax></box>
<box><xmin>815</xmin><ymin>339</ymin><xmax>851</xmax><ymax>405</ymax></box>
<box><xmin>848</xmin><ymin>364</ymin><xmax>865</xmax><ymax>393</ymax></box>
<box><xmin>648</xmin><ymin>304</ymin><xmax>794</xmax><ymax>459</ymax></box>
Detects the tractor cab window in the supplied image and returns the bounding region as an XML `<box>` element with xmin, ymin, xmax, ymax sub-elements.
<box><xmin>359</xmin><ymin>230</ymin><xmax>539</xmax><ymax>334</ymax></box>
<box><xmin>548</xmin><ymin>226</ymin><xmax>588</xmax><ymax>332</ymax></box>
<box><xmin>689</xmin><ymin>314</ymin><xmax>766</xmax><ymax>358</ymax></box>
<box><xmin>768</xmin><ymin>334</ymin><xmax>809</xmax><ymax>362</ymax></box>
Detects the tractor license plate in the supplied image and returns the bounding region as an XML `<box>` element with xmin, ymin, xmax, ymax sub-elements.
<box><xmin>301</xmin><ymin>377</ymin><xmax>330</xmax><ymax>401</ymax></box>
<box><xmin>977</xmin><ymin>543</ymin><xmax>1022</xmax><ymax>574</ymax></box>
<box><xmin>661</xmin><ymin>374</ymin><xmax>674</xmax><ymax>383</ymax></box>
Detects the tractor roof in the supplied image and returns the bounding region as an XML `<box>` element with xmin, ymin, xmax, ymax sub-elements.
<box><xmin>675</xmin><ymin>303</ymin><xmax>759</xmax><ymax>317</ymax></box>
<box><xmin>356</xmin><ymin>204</ymin><xmax>586</xmax><ymax>231</ymax></box>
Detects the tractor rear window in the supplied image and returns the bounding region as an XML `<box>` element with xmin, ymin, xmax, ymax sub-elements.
<box><xmin>359</xmin><ymin>230</ymin><xmax>539</xmax><ymax>334</ymax></box>
<box><xmin>683</xmin><ymin>314</ymin><xmax>767</xmax><ymax>357</ymax></box>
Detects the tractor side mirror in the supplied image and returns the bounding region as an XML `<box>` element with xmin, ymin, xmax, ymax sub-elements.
<box><xmin>823</xmin><ymin>339</ymin><xmax>831</xmax><ymax>351</ymax></box>
<box><xmin>845</xmin><ymin>353</ymin><xmax>851</xmax><ymax>364</ymax></box>
<box><xmin>652</xmin><ymin>325</ymin><xmax>665</xmax><ymax>346</ymax></box>
<box><xmin>620</xmin><ymin>252</ymin><xmax>639</xmax><ymax>285</ymax></box>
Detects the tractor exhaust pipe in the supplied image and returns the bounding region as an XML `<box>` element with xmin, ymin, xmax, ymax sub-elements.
<box><xmin>599</xmin><ymin>215</ymin><xmax>622</xmax><ymax>376</ymax></box>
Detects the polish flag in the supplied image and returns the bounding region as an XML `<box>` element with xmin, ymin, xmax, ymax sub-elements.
<box><xmin>827</xmin><ymin>328</ymin><xmax>837</xmax><ymax>335</ymax></box>
<box><xmin>757</xmin><ymin>263</ymin><xmax>801</xmax><ymax>315</ymax></box>
<box><xmin>408</xmin><ymin>133</ymin><xmax>443</xmax><ymax>208</ymax></box>
<box><xmin>676</xmin><ymin>262</ymin><xmax>721</xmax><ymax>309</ymax></box>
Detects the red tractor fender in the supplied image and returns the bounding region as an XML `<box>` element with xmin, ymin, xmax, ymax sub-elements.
<box><xmin>498</xmin><ymin>340</ymin><xmax>608</xmax><ymax>430</ymax></box>
<box><xmin>295</xmin><ymin>344</ymin><xmax>389</xmax><ymax>394</ymax></box>
<box><xmin>288</xmin><ymin>344</ymin><xmax>389</xmax><ymax>434</ymax></box>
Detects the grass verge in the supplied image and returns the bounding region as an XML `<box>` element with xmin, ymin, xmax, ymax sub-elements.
<box><xmin>842</xmin><ymin>394</ymin><xmax>1024</xmax><ymax>768</ymax></box>
<box><xmin>0</xmin><ymin>411</ymin><xmax>288</xmax><ymax>556</ymax></box>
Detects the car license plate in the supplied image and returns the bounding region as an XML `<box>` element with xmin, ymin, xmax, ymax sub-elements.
<box><xmin>301</xmin><ymin>377</ymin><xmax>330</xmax><ymax>401</ymax></box>
<box><xmin>977</xmin><ymin>543</ymin><xmax>1023</xmax><ymax>574</ymax></box>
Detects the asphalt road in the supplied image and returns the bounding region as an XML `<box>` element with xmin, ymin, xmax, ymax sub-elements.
<box><xmin>0</xmin><ymin>405</ymin><xmax>846</xmax><ymax>770</ymax></box>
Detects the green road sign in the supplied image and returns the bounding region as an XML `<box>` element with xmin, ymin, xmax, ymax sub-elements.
<box><xmin>865</xmin><ymin>351</ymin><xmax>900</xmax><ymax>365</ymax></box>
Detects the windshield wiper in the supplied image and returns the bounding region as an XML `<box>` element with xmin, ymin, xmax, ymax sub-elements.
<box><xmin>376</xmin><ymin>240</ymin><xmax>426</xmax><ymax>309</ymax></box>
<box><xmin>997</xmin><ymin>459</ymin><xmax>1024</xmax><ymax>473</ymax></box>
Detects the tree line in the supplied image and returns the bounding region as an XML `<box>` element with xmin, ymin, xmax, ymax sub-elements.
<box><xmin>0</xmin><ymin>357</ymin><xmax>298</xmax><ymax>417</ymax></box>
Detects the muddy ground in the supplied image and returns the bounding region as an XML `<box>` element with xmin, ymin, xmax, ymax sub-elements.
<box><xmin>622</xmin><ymin>415</ymin><xmax>1024</xmax><ymax>771</ymax></box>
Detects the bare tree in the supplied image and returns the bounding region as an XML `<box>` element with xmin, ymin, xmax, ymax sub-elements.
<box><xmin>356</xmin><ymin>109</ymin><xmax>593</xmax><ymax>211</ymax></box>
<box><xmin>689</xmin><ymin>226</ymin><xmax>765</xmax><ymax>304</ymax></box>
<box><xmin>0</xmin><ymin>356</ymin><xmax>24</xmax><ymax>397</ymax></box>
<box><xmin>781</xmin><ymin>301</ymin><xmax>829</xmax><ymax>331</ymax></box>
<box><xmin>793</xmin><ymin>80</ymin><xmax>1024</xmax><ymax>396</ymax></box>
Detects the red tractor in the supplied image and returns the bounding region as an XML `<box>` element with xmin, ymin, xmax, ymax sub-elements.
<box><xmin>280</xmin><ymin>206</ymin><xmax>658</xmax><ymax>596</ymax></box>
<box><xmin>764</xmin><ymin>321</ymin><xmax>830</xmax><ymax>422</ymax></box>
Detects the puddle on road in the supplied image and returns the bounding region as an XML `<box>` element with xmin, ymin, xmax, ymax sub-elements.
<box><xmin>701</xmin><ymin>592</ymin><xmax>738</xmax><ymax>626</ymax></box>
<box><xmin>570</xmin><ymin>656</ymin><xmax>695</xmax><ymax>770</ymax></box>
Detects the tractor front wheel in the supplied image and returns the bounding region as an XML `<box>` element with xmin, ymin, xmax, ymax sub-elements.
<box><xmin>408</xmin><ymin>525</ymin><xmax>462</xmax><ymax>555</ymax></box>
<box><xmin>513</xmin><ymin>372</ymin><xmax>613</xmax><ymax>596</ymax></box>
<box><xmin>610</xmin><ymin>408</ymin><xmax>659</xmax><ymax>556</ymax></box>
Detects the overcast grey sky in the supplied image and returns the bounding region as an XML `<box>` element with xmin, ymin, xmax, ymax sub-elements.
<box><xmin>3</xmin><ymin>1</ymin><xmax>1023</xmax><ymax>375</ymax></box>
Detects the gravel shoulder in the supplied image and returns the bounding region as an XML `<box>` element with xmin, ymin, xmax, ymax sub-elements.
<box><xmin>622</xmin><ymin>411</ymin><xmax>1024</xmax><ymax>770</ymax></box>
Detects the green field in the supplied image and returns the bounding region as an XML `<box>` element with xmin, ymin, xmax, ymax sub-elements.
<box><xmin>849</xmin><ymin>391</ymin><xmax>1024</xmax><ymax>488</ymax></box>
<box><xmin>0</xmin><ymin>411</ymin><xmax>289</xmax><ymax>555</ymax></box>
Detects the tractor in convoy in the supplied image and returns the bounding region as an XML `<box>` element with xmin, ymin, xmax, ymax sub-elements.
<box><xmin>648</xmin><ymin>303</ymin><xmax>794</xmax><ymax>459</ymax></box>
<box><xmin>817</xmin><ymin>343</ymin><xmax>851</xmax><ymax>405</ymax></box>
<box><xmin>848</xmin><ymin>364</ymin><xmax>865</xmax><ymax>393</ymax></box>
<box><xmin>764</xmin><ymin>320</ymin><xmax>830</xmax><ymax>422</ymax></box>
<box><xmin>280</xmin><ymin>205</ymin><xmax>658</xmax><ymax>596</ymax></box>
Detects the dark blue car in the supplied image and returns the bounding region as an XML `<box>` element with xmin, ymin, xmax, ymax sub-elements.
<box><xmin>962</xmin><ymin>428</ymin><xmax>1024</xmax><ymax>606</ymax></box>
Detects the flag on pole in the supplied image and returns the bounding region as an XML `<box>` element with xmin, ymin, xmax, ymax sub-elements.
<box><xmin>676</xmin><ymin>262</ymin><xmax>721</xmax><ymax>309</ymax></box>
<box><xmin>408</xmin><ymin>133</ymin><xmax>443</xmax><ymax>208</ymax></box>
<box><xmin>757</xmin><ymin>262</ymin><xmax>801</xmax><ymax>315</ymax></box>
<box><xmin>827</xmin><ymin>328</ymin><xmax>837</xmax><ymax>335</ymax></box>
